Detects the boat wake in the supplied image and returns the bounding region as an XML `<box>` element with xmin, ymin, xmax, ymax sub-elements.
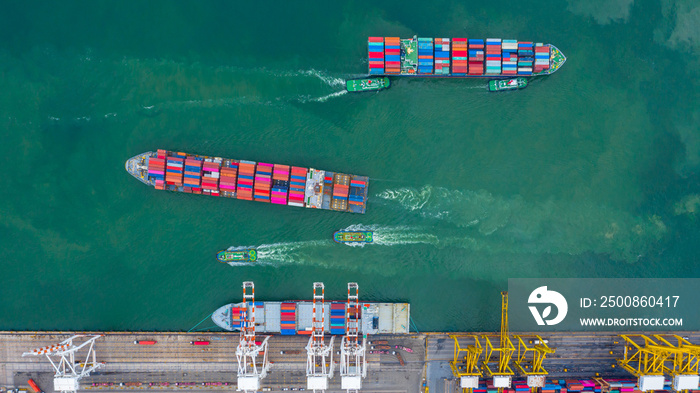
<box><xmin>299</xmin><ymin>90</ymin><xmax>348</xmax><ymax>103</ymax></box>
<box><xmin>339</xmin><ymin>224</ymin><xmax>439</xmax><ymax>247</ymax></box>
<box><xmin>224</xmin><ymin>240</ymin><xmax>333</xmax><ymax>266</ymax></box>
<box><xmin>376</xmin><ymin>185</ymin><xmax>667</xmax><ymax>262</ymax></box>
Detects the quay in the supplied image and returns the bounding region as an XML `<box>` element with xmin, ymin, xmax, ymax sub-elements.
<box><xmin>2</xmin><ymin>331</ymin><xmax>699</xmax><ymax>393</ymax></box>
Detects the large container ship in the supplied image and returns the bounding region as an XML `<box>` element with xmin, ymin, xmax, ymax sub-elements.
<box><xmin>368</xmin><ymin>36</ymin><xmax>565</xmax><ymax>77</ymax></box>
<box><xmin>125</xmin><ymin>150</ymin><xmax>369</xmax><ymax>214</ymax></box>
<box><xmin>212</xmin><ymin>301</ymin><xmax>410</xmax><ymax>335</ymax></box>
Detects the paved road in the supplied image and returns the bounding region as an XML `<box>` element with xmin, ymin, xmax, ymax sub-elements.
<box><xmin>2</xmin><ymin>331</ymin><xmax>698</xmax><ymax>393</ymax></box>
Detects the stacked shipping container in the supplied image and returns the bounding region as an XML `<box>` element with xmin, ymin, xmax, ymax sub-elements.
<box><xmin>165</xmin><ymin>154</ymin><xmax>185</xmax><ymax>186</ymax></box>
<box><xmin>434</xmin><ymin>38</ymin><xmax>450</xmax><ymax>75</ymax></box>
<box><xmin>271</xmin><ymin>164</ymin><xmax>290</xmax><ymax>205</ymax></box>
<box><xmin>486</xmin><ymin>38</ymin><xmax>502</xmax><ymax>74</ymax></box>
<box><xmin>534</xmin><ymin>44</ymin><xmax>550</xmax><ymax>73</ymax></box>
<box><xmin>501</xmin><ymin>39</ymin><xmax>518</xmax><ymax>75</ymax></box>
<box><xmin>348</xmin><ymin>178</ymin><xmax>367</xmax><ymax>207</ymax></box>
<box><xmin>230</xmin><ymin>306</ymin><xmax>242</xmax><ymax>329</ymax></box>
<box><xmin>417</xmin><ymin>38</ymin><xmax>434</xmax><ymax>74</ymax></box>
<box><xmin>329</xmin><ymin>303</ymin><xmax>346</xmax><ymax>335</ymax></box>
<box><xmin>183</xmin><ymin>157</ymin><xmax>202</xmax><ymax>190</ymax></box>
<box><xmin>468</xmin><ymin>39</ymin><xmax>484</xmax><ymax>75</ymax></box>
<box><xmin>451</xmin><ymin>38</ymin><xmax>468</xmax><ymax>75</ymax></box>
<box><xmin>219</xmin><ymin>162</ymin><xmax>238</xmax><ymax>195</ymax></box>
<box><xmin>253</xmin><ymin>163</ymin><xmax>273</xmax><ymax>202</ymax></box>
<box><xmin>368</xmin><ymin>37</ymin><xmax>384</xmax><ymax>75</ymax></box>
<box><xmin>331</xmin><ymin>178</ymin><xmax>349</xmax><ymax>211</ymax></box>
<box><xmin>280</xmin><ymin>302</ymin><xmax>296</xmax><ymax>335</ymax></box>
<box><xmin>517</xmin><ymin>42</ymin><xmax>534</xmax><ymax>75</ymax></box>
<box><xmin>384</xmin><ymin>37</ymin><xmax>401</xmax><ymax>74</ymax></box>
<box><xmin>236</xmin><ymin>161</ymin><xmax>255</xmax><ymax>200</ymax></box>
<box><xmin>201</xmin><ymin>160</ymin><xmax>220</xmax><ymax>196</ymax></box>
<box><xmin>288</xmin><ymin>167</ymin><xmax>307</xmax><ymax>208</ymax></box>
<box><xmin>147</xmin><ymin>156</ymin><xmax>165</xmax><ymax>191</ymax></box>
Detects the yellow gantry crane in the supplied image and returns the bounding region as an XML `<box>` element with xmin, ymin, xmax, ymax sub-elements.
<box><xmin>450</xmin><ymin>334</ymin><xmax>483</xmax><ymax>392</ymax></box>
<box><xmin>481</xmin><ymin>291</ymin><xmax>516</xmax><ymax>392</ymax></box>
<box><xmin>512</xmin><ymin>334</ymin><xmax>555</xmax><ymax>390</ymax></box>
<box><xmin>652</xmin><ymin>335</ymin><xmax>700</xmax><ymax>392</ymax></box>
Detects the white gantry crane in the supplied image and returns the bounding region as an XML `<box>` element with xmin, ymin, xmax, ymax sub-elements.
<box><xmin>340</xmin><ymin>282</ymin><xmax>367</xmax><ymax>393</ymax></box>
<box><xmin>236</xmin><ymin>281</ymin><xmax>271</xmax><ymax>393</ymax></box>
<box><xmin>306</xmin><ymin>282</ymin><xmax>336</xmax><ymax>392</ymax></box>
<box><xmin>22</xmin><ymin>334</ymin><xmax>104</xmax><ymax>393</ymax></box>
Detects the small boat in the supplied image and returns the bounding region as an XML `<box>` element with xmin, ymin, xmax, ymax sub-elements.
<box><xmin>216</xmin><ymin>248</ymin><xmax>257</xmax><ymax>263</ymax></box>
<box><xmin>346</xmin><ymin>77</ymin><xmax>390</xmax><ymax>92</ymax></box>
<box><xmin>333</xmin><ymin>230</ymin><xmax>373</xmax><ymax>244</ymax></box>
<box><xmin>488</xmin><ymin>77</ymin><xmax>528</xmax><ymax>92</ymax></box>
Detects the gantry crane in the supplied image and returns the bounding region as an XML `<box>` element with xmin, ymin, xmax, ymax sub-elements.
<box><xmin>340</xmin><ymin>282</ymin><xmax>367</xmax><ymax>393</ymax></box>
<box><xmin>236</xmin><ymin>281</ymin><xmax>271</xmax><ymax>393</ymax></box>
<box><xmin>617</xmin><ymin>335</ymin><xmax>670</xmax><ymax>391</ymax></box>
<box><xmin>23</xmin><ymin>334</ymin><xmax>104</xmax><ymax>393</ymax></box>
<box><xmin>306</xmin><ymin>282</ymin><xmax>336</xmax><ymax>392</ymax></box>
<box><xmin>512</xmin><ymin>335</ymin><xmax>555</xmax><ymax>390</ymax></box>
<box><xmin>652</xmin><ymin>335</ymin><xmax>700</xmax><ymax>392</ymax></box>
<box><xmin>481</xmin><ymin>291</ymin><xmax>515</xmax><ymax>391</ymax></box>
<box><xmin>449</xmin><ymin>334</ymin><xmax>483</xmax><ymax>391</ymax></box>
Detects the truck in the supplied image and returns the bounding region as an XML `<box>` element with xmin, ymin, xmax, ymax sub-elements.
<box><xmin>369</xmin><ymin>340</ymin><xmax>388</xmax><ymax>345</ymax></box>
<box><xmin>190</xmin><ymin>341</ymin><xmax>210</xmax><ymax>345</ymax></box>
<box><xmin>280</xmin><ymin>350</ymin><xmax>301</xmax><ymax>355</ymax></box>
<box><xmin>392</xmin><ymin>351</ymin><xmax>405</xmax><ymax>366</ymax></box>
<box><xmin>27</xmin><ymin>379</ymin><xmax>44</xmax><ymax>393</ymax></box>
<box><xmin>134</xmin><ymin>340</ymin><xmax>157</xmax><ymax>345</ymax></box>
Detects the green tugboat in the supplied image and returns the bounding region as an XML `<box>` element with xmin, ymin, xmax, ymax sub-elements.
<box><xmin>346</xmin><ymin>77</ymin><xmax>390</xmax><ymax>92</ymax></box>
<box><xmin>488</xmin><ymin>77</ymin><xmax>528</xmax><ymax>92</ymax></box>
<box><xmin>216</xmin><ymin>248</ymin><xmax>257</xmax><ymax>263</ymax></box>
<box><xmin>333</xmin><ymin>230</ymin><xmax>374</xmax><ymax>244</ymax></box>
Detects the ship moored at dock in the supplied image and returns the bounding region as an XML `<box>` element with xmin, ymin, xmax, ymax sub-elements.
<box><xmin>211</xmin><ymin>301</ymin><xmax>410</xmax><ymax>335</ymax></box>
<box><xmin>368</xmin><ymin>36</ymin><xmax>565</xmax><ymax>77</ymax></box>
<box><xmin>125</xmin><ymin>150</ymin><xmax>369</xmax><ymax>214</ymax></box>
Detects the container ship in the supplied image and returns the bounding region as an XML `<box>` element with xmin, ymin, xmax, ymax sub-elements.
<box><xmin>125</xmin><ymin>149</ymin><xmax>369</xmax><ymax>214</ymax></box>
<box><xmin>368</xmin><ymin>36</ymin><xmax>565</xmax><ymax>77</ymax></box>
<box><xmin>212</xmin><ymin>301</ymin><xmax>410</xmax><ymax>335</ymax></box>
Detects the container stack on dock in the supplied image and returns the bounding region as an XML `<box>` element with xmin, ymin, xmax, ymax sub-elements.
<box><xmin>219</xmin><ymin>162</ymin><xmax>238</xmax><ymax>196</ymax></box>
<box><xmin>451</xmin><ymin>38</ymin><xmax>468</xmax><ymax>75</ymax></box>
<box><xmin>468</xmin><ymin>39</ymin><xmax>484</xmax><ymax>75</ymax></box>
<box><xmin>417</xmin><ymin>38</ymin><xmax>434</xmax><ymax>74</ymax></box>
<box><xmin>434</xmin><ymin>38</ymin><xmax>450</xmax><ymax>75</ymax></box>
<box><xmin>253</xmin><ymin>163</ymin><xmax>273</xmax><ymax>203</ymax></box>
<box><xmin>280</xmin><ymin>303</ymin><xmax>296</xmax><ymax>335</ymax></box>
<box><xmin>288</xmin><ymin>166</ymin><xmax>307</xmax><ymax>208</ymax></box>
<box><xmin>368</xmin><ymin>37</ymin><xmax>384</xmax><ymax>75</ymax></box>
<box><xmin>501</xmin><ymin>39</ymin><xmax>518</xmax><ymax>75</ymax></box>
<box><xmin>201</xmin><ymin>160</ymin><xmax>221</xmax><ymax>196</ymax></box>
<box><xmin>534</xmin><ymin>44</ymin><xmax>550</xmax><ymax>73</ymax></box>
<box><xmin>183</xmin><ymin>156</ymin><xmax>203</xmax><ymax>193</ymax></box>
<box><xmin>486</xmin><ymin>38</ymin><xmax>502</xmax><ymax>75</ymax></box>
<box><xmin>271</xmin><ymin>164</ymin><xmax>290</xmax><ymax>205</ymax></box>
<box><xmin>134</xmin><ymin>150</ymin><xmax>368</xmax><ymax>213</ymax></box>
<box><xmin>236</xmin><ymin>161</ymin><xmax>255</xmax><ymax>200</ymax></box>
<box><xmin>384</xmin><ymin>37</ymin><xmax>401</xmax><ymax>74</ymax></box>
<box><xmin>330</xmin><ymin>303</ymin><xmax>346</xmax><ymax>335</ymax></box>
<box><xmin>517</xmin><ymin>42</ymin><xmax>534</xmax><ymax>75</ymax></box>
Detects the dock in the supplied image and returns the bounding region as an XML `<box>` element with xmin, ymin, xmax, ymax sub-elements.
<box><xmin>2</xmin><ymin>330</ymin><xmax>699</xmax><ymax>393</ymax></box>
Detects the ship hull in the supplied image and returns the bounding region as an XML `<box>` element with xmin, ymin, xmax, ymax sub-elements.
<box><xmin>212</xmin><ymin>301</ymin><xmax>410</xmax><ymax>335</ymax></box>
<box><xmin>333</xmin><ymin>231</ymin><xmax>374</xmax><ymax>243</ymax></box>
<box><xmin>125</xmin><ymin>149</ymin><xmax>369</xmax><ymax>214</ymax></box>
<box><xmin>216</xmin><ymin>248</ymin><xmax>257</xmax><ymax>263</ymax></box>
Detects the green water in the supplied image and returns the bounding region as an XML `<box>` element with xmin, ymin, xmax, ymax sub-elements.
<box><xmin>1</xmin><ymin>1</ymin><xmax>698</xmax><ymax>332</ymax></box>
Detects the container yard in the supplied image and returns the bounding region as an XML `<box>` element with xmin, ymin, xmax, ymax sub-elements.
<box><xmin>125</xmin><ymin>150</ymin><xmax>369</xmax><ymax>214</ymax></box>
<box><xmin>3</xmin><ymin>331</ymin><xmax>699</xmax><ymax>393</ymax></box>
<box><xmin>367</xmin><ymin>36</ymin><xmax>566</xmax><ymax>77</ymax></box>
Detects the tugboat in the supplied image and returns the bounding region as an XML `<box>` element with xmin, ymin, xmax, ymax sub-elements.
<box><xmin>488</xmin><ymin>77</ymin><xmax>528</xmax><ymax>92</ymax></box>
<box><xmin>333</xmin><ymin>230</ymin><xmax>374</xmax><ymax>244</ymax></box>
<box><xmin>346</xmin><ymin>77</ymin><xmax>390</xmax><ymax>92</ymax></box>
<box><xmin>216</xmin><ymin>248</ymin><xmax>257</xmax><ymax>263</ymax></box>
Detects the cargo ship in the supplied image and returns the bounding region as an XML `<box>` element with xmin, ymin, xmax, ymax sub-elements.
<box><xmin>212</xmin><ymin>301</ymin><xmax>410</xmax><ymax>335</ymax></box>
<box><xmin>216</xmin><ymin>247</ymin><xmax>257</xmax><ymax>263</ymax></box>
<box><xmin>346</xmin><ymin>77</ymin><xmax>390</xmax><ymax>92</ymax></box>
<box><xmin>333</xmin><ymin>230</ymin><xmax>373</xmax><ymax>244</ymax></box>
<box><xmin>125</xmin><ymin>150</ymin><xmax>369</xmax><ymax>214</ymax></box>
<box><xmin>489</xmin><ymin>77</ymin><xmax>528</xmax><ymax>91</ymax></box>
<box><xmin>368</xmin><ymin>36</ymin><xmax>565</xmax><ymax>77</ymax></box>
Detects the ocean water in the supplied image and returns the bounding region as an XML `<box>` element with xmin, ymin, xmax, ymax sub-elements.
<box><xmin>0</xmin><ymin>0</ymin><xmax>698</xmax><ymax>332</ymax></box>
